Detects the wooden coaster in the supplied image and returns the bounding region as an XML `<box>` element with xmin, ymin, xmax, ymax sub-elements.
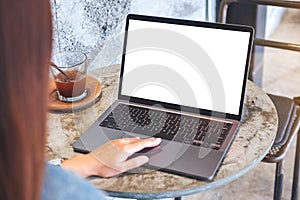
<box><xmin>48</xmin><ymin>75</ymin><xmax>102</xmax><ymax>112</ymax></box>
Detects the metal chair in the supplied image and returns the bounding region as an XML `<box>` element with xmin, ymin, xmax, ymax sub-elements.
<box><xmin>219</xmin><ymin>1</ymin><xmax>300</xmax><ymax>200</ymax></box>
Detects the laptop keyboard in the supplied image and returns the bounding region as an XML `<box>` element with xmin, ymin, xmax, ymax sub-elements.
<box><xmin>99</xmin><ymin>104</ymin><xmax>233</xmax><ymax>150</ymax></box>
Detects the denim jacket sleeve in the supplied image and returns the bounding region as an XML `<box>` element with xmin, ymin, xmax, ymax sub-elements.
<box><xmin>41</xmin><ymin>163</ymin><xmax>107</xmax><ymax>200</ymax></box>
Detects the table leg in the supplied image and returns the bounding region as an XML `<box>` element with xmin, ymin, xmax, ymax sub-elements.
<box><xmin>274</xmin><ymin>161</ymin><xmax>284</xmax><ymax>200</ymax></box>
<box><xmin>292</xmin><ymin>130</ymin><xmax>300</xmax><ymax>200</ymax></box>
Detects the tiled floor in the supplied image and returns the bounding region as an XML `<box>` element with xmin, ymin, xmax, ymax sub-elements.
<box><xmin>263</xmin><ymin>9</ymin><xmax>300</xmax><ymax>98</ymax></box>
<box><xmin>110</xmin><ymin>9</ymin><xmax>300</xmax><ymax>200</ymax></box>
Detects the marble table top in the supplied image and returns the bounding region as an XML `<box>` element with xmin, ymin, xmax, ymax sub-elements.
<box><xmin>46</xmin><ymin>64</ymin><xmax>278</xmax><ymax>199</ymax></box>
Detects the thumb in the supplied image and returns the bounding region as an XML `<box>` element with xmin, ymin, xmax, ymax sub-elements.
<box><xmin>119</xmin><ymin>155</ymin><xmax>149</xmax><ymax>172</ymax></box>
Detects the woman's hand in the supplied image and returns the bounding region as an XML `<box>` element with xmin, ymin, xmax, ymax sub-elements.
<box><xmin>61</xmin><ymin>137</ymin><xmax>161</xmax><ymax>178</ymax></box>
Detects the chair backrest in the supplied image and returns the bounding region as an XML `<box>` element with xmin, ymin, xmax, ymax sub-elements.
<box><xmin>218</xmin><ymin>0</ymin><xmax>300</xmax><ymax>53</ymax></box>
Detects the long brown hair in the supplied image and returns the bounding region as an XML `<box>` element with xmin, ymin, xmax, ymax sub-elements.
<box><xmin>0</xmin><ymin>0</ymin><xmax>52</xmax><ymax>199</ymax></box>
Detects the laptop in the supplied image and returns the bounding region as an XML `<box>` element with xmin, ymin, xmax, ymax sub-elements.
<box><xmin>73</xmin><ymin>14</ymin><xmax>254</xmax><ymax>181</ymax></box>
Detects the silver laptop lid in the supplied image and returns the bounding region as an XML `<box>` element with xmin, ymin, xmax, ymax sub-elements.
<box><xmin>119</xmin><ymin>14</ymin><xmax>254</xmax><ymax>120</ymax></box>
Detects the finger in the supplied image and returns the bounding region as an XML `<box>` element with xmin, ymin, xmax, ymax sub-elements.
<box><xmin>114</xmin><ymin>138</ymin><xmax>138</xmax><ymax>145</ymax></box>
<box><xmin>124</xmin><ymin>138</ymin><xmax>161</xmax><ymax>154</ymax></box>
<box><xmin>114</xmin><ymin>137</ymin><xmax>142</xmax><ymax>145</ymax></box>
<box><xmin>119</xmin><ymin>155</ymin><xmax>149</xmax><ymax>172</ymax></box>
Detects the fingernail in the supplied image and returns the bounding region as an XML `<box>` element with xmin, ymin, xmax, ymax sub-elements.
<box><xmin>148</xmin><ymin>137</ymin><xmax>161</xmax><ymax>142</ymax></box>
<box><xmin>136</xmin><ymin>155</ymin><xmax>149</xmax><ymax>165</ymax></box>
<box><xmin>140</xmin><ymin>155</ymin><xmax>149</xmax><ymax>162</ymax></box>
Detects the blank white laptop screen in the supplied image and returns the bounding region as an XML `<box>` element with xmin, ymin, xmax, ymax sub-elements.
<box><xmin>121</xmin><ymin>19</ymin><xmax>251</xmax><ymax>115</ymax></box>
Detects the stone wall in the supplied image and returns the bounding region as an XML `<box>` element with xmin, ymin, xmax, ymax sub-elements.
<box><xmin>50</xmin><ymin>0</ymin><xmax>206</xmax><ymax>69</ymax></box>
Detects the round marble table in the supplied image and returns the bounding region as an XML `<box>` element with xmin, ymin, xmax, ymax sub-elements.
<box><xmin>46</xmin><ymin>64</ymin><xmax>278</xmax><ymax>199</ymax></box>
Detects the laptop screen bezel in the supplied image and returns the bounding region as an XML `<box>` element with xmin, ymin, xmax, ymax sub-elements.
<box><xmin>118</xmin><ymin>14</ymin><xmax>254</xmax><ymax>121</ymax></box>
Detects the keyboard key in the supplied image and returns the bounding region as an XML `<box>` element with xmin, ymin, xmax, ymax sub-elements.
<box><xmin>99</xmin><ymin>104</ymin><xmax>232</xmax><ymax>150</ymax></box>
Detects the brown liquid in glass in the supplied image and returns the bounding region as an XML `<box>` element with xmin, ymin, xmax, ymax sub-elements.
<box><xmin>55</xmin><ymin>70</ymin><xmax>86</xmax><ymax>97</ymax></box>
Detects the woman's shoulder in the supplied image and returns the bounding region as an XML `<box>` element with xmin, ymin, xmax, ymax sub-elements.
<box><xmin>41</xmin><ymin>163</ymin><xmax>107</xmax><ymax>200</ymax></box>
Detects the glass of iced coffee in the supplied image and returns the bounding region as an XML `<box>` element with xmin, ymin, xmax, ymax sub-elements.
<box><xmin>50</xmin><ymin>51</ymin><xmax>88</xmax><ymax>102</ymax></box>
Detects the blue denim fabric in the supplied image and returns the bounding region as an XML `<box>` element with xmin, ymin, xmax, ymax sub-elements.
<box><xmin>42</xmin><ymin>163</ymin><xmax>107</xmax><ymax>200</ymax></box>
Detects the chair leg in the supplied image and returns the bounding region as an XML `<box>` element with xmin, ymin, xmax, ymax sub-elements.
<box><xmin>292</xmin><ymin>132</ymin><xmax>300</xmax><ymax>200</ymax></box>
<box><xmin>274</xmin><ymin>161</ymin><xmax>284</xmax><ymax>200</ymax></box>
